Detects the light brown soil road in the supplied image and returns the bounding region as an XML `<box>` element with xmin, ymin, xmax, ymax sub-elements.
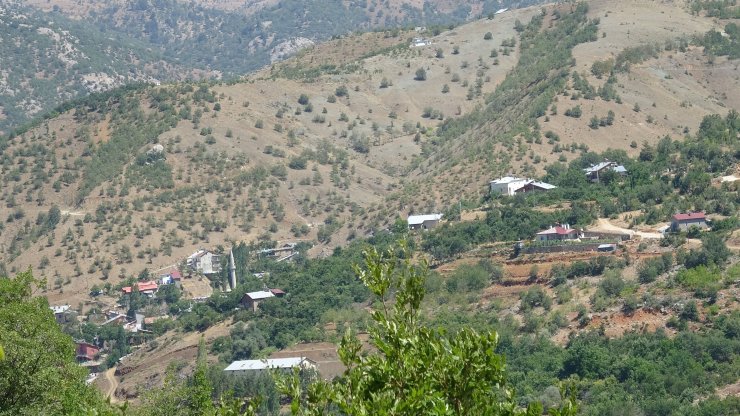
<box><xmin>104</xmin><ymin>368</ymin><xmax>119</xmax><ymax>403</ymax></box>
<box><xmin>592</xmin><ymin>218</ymin><xmax>664</xmax><ymax>240</ymax></box>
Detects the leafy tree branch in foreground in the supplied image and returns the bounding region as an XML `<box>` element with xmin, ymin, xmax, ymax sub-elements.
<box><xmin>277</xmin><ymin>243</ymin><xmax>578</xmax><ymax>415</ymax></box>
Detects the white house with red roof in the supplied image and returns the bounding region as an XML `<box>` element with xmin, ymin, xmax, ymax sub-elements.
<box><xmin>535</xmin><ymin>224</ymin><xmax>580</xmax><ymax>242</ymax></box>
<box><xmin>670</xmin><ymin>212</ymin><xmax>707</xmax><ymax>232</ymax></box>
<box><xmin>159</xmin><ymin>269</ymin><xmax>182</xmax><ymax>286</ymax></box>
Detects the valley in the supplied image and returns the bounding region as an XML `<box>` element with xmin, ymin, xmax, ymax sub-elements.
<box><xmin>1</xmin><ymin>1</ymin><xmax>739</xmax><ymax>415</ymax></box>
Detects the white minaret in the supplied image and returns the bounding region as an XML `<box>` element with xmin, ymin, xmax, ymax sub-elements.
<box><xmin>228</xmin><ymin>249</ymin><xmax>237</xmax><ymax>291</ymax></box>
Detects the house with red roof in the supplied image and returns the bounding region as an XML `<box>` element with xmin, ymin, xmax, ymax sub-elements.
<box><xmin>671</xmin><ymin>212</ymin><xmax>707</xmax><ymax>232</ymax></box>
<box><xmin>75</xmin><ymin>342</ymin><xmax>100</xmax><ymax>362</ymax></box>
<box><xmin>535</xmin><ymin>224</ymin><xmax>580</xmax><ymax>242</ymax></box>
<box><xmin>121</xmin><ymin>280</ymin><xmax>159</xmax><ymax>296</ymax></box>
<box><xmin>159</xmin><ymin>269</ymin><xmax>182</xmax><ymax>286</ymax></box>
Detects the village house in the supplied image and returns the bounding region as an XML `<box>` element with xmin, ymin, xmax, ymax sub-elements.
<box><xmin>407</xmin><ymin>214</ymin><xmax>443</xmax><ymax>230</ymax></box>
<box><xmin>583</xmin><ymin>160</ymin><xmax>627</xmax><ymax>182</ymax></box>
<box><xmin>258</xmin><ymin>243</ymin><xmax>298</xmax><ymax>261</ymax></box>
<box><xmin>75</xmin><ymin>342</ymin><xmax>100</xmax><ymax>362</ymax></box>
<box><xmin>158</xmin><ymin>269</ymin><xmax>182</xmax><ymax>286</ymax></box>
<box><xmin>50</xmin><ymin>304</ymin><xmax>71</xmax><ymax>324</ymax></box>
<box><xmin>489</xmin><ymin>176</ymin><xmax>557</xmax><ymax>196</ymax></box>
<box><xmin>224</xmin><ymin>357</ymin><xmax>316</xmax><ymax>374</ymax></box>
<box><xmin>121</xmin><ymin>280</ymin><xmax>159</xmax><ymax>297</ymax></box>
<box><xmin>410</xmin><ymin>37</ymin><xmax>431</xmax><ymax>47</ymax></box>
<box><xmin>240</xmin><ymin>288</ymin><xmax>285</xmax><ymax>312</ymax></box>
<box><xmin>535</xmin><ymin>224</ymin><xmax>580</xmax><ymax>242</ymax></box>
<box><xmin>671</xmin><ymin>212</ymin><xmax>708</xmax><ymax>232</ymax></box>
<box><xmin>76</xmin><ymin>342</ymin><xmax>103</xmax><ymax>373</ymax></box>
<box><xmin>187</xmin><ymin>249</ymin><xmax>221</xmax><ymax>275</ymax></box>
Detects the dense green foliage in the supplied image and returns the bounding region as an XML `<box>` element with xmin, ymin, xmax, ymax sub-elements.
<box><xmin>0</xmin><ymin>270</ymin><xmax>114</xmax><ymax>415</ymax></box>
<box><xmin>691</xmin><ymin>0</ymin><xmax>740</xmax><ymax>18</ymax></box>
<box><xmin>500</xmin><ymin>326</ymin><xmax>740</xmax><ymax>415</ymax></box>
<box><xmin>278</xmin><ymin>244</ymin><xmax>578</xmax><ymax>415</ymax></box>
<box><xmin>699</xmin><ymin>23</ymin><xmax>740</xmax><ymax>59</ymax></box>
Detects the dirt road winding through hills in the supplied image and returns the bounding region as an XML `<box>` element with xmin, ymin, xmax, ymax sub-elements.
<box><xmin>592</xmin><ymin>218</ymin><xmax>664</xmax><ymax>239</ymax></box>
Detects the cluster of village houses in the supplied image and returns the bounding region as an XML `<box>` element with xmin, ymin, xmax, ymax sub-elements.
<box><xmin>407</xmin><ymin>160</ymin><xmax>709</xmax><ymax>243</ymax></box>
<box><xmin>50</xmin><ymin>245</ymin><xmax>302</xmax><ymax>377</ymax></box>
<box><xmin>51</xmin><ymin>160</ymin><xmax>711</xmax><ymax>378</ymax></box>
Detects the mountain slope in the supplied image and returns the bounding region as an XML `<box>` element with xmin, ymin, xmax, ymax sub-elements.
<box><xmin>0</xmin><ymin>1</ymin><xmax>737</xmax><ymax>310</ymax></box>
<box><xmin>1</xmin><ymin>0</ymin><xmax>545</xmax><ymax>133</ymax></box>
<box><xmin>0</xmin><ymin>4</ymin><xmax>194</xmax><ymax>132</ymax></box>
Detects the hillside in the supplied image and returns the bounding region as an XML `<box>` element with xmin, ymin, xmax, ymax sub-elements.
<box><xmin>1</xmin><ymin>0</ymin><xmax>544</xmax><ymax>133</ymax></box>
<box><xmin>1</xmin><ymin>1</ymin><xmax>739</xmax><ymax>413</ymax></box>
<box><xmin>1</xmin><ymin>0</ymin><xmax>737</xmax><ymax>308</ymax></box>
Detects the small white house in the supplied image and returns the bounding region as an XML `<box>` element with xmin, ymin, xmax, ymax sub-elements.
<box><xmin>224</xmin><ymin>357</ymin><xmax>316</xmax><ymax>374</ymax></box>
<box><xmin>490</xmin><ymin>177</ymin><xmax>557</xmax><ymax>196</ymax></box>
<box><xmin>583</xmin><ymin>161</ymin><xmax>627</xmax><ymax>182</ymax></box>
<box><xmin>241</xmin><ymin>290</ymin><xmax>275</xmax><ymax>312</ymax></box>
<box><xmin>411</xmin><ymin>37</ymin><xmax>431</xmax><ymax>47</ymax></box>
<box><xmin>50</xmin><ymin>305</ymin><xmax>71</xmax><ymax>323</ymax></box>
<box><xmin>535</xmin><ymin>225</ymin><xmax>580</xmax><ymax>242</ymax></box>
<box><xmin>407</xmin><ymin>214</ymin><xmax>443</xmax><ymax>230</ymax></box>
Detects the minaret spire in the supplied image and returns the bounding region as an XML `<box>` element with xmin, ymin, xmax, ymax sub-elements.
<box><xmin>228</xmin><ymin>248</ymin><xmax>237</xmax><ymax>291</ymax></box>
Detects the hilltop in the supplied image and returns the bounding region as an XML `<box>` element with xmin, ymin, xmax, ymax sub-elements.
<box><xmin>1</xmin><ymin>0</ymin><xmax>543</xmax><ymax>132</ymax></box>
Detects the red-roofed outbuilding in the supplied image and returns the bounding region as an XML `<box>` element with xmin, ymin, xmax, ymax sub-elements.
<box><xmin>536</xmin><ymin>225</ymin><xmax>580</xmax><ymax>242</ymax></box>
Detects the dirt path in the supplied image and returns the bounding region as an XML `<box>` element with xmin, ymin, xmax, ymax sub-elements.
<box><xmin>104</xmin><ymin>368</ymin><xmax>119</xmax><ymax>403</ymax></box>
<box><xmin>592</xmin><ymin>218</ymin><xmax>664</xmax><ymax>239</ymax></box>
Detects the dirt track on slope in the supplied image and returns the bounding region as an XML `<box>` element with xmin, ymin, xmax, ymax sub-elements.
<box><xmin>591</xmin><ymin>218</ymin><xmax>664</xmax><ymax>239</ymax></box>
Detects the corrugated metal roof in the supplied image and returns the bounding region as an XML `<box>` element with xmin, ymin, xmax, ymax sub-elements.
<box><xmin>530</xmin><ymin>181</ymin><xmax>557</xmax><ymax>190</ymax></box>
<box><xmin>50</xmin><ymin>305</ymin><xmax>71</xmax><ymax>314</ymax></box>
<box><xmin>407</xmin><ymin>214</ymin><xmax>443</xmax><ymax>225</ymax></box>
<box><xmin>246</xmin><ymin>290</ymin><xmax>275</xmax><ymax>300</ymax></box>
<box><xmin>224</xmin><ymin>357</ymin><xmax>310</xmax><ymax>371</ymax></box>
<box><xmin>490</xmin><ymin>176</ymin><xmax>527</xmax><ymax>185</ymax></box>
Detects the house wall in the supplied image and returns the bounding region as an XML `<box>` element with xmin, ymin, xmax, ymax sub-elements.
<box><xmin>197</xmin><ymin>253</ymin><xmax>221</xmax><ymax>274</ymax></box>
<box><xmin>490</xmin><ymin>182</ymin><xmax>521</xmax><ymax>196</ymax></box>
<box><xmin>538</xmin><ymin>233</ymin><xmax>576</xmax><ymax>242</ymax></box>
<box><xmin>523</xmin><ymin>242</ymin><xmax>617</xmax><ymax>254</ymax></box>
<box><xmin>241</xmin><ymin>298</ymin><xmax>259</xmax><ymax>312</ymax></box>
<box><xmin>671</xmin><ymin>219</ymin><xmax>708</xmax><ymax>232</ymax></box>
<box><xmin>421</xmin><ymin>219</ymin><xmax>439</xmax><ymax>229</ymax></box>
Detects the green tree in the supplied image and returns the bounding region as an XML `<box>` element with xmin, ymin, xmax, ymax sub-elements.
<box><xmin>415</xmin><ymin>67</ymin><xmax>427</xmax><ymax>81</ymax></box>
<box><xmin>0</xmin><ymin>270</ymin><xmax>113</xmax><ymax>415</ymax></box>
<box><xmin>277</xmin><ymin>243</ymin><xmax>577</xmax><ymax>415</ymax></box>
